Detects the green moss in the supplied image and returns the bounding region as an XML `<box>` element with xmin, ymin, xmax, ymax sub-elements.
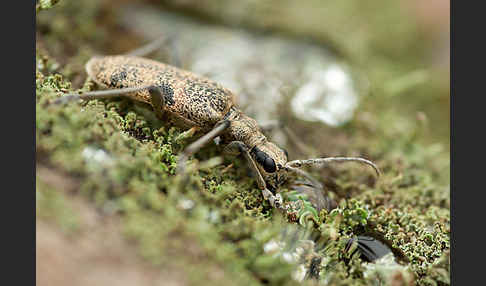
<box><xmin>36</xmin><ymin>1</ymin><xmax>449</xmax><ymax>285</ymax></box>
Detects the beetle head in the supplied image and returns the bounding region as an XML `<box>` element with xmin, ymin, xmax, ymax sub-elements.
<box><xmin>250</xmin><ymin>142</ymin><xmax>289</xmax><ymax>191</ymax></box>
<box><xmin>250</xmin><ymin>141</ymin><xmax>381</xmax><ymax>194</ymax></box>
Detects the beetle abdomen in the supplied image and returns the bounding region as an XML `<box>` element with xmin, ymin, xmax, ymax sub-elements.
<box><xmin>86</xmin><ymin>55</ymin><xmax>235</xmax><ymax>126</ymax></box>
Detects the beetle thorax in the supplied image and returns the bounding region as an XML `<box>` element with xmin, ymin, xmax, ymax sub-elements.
<box><xmin>222</xmin><ymin>108</ymin><xmax>267</xmax><ymax>148</ymax></box>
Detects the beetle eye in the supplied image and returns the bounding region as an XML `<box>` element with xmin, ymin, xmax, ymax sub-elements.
<box><xmin>254</xmin><ymin>151</ymin><xmax>266</xmax><ymax>165</ymax></box>
<box><xmin>263</xmin><ymin>157</ymin><xmax>277</xmax><ymax>173</ymax></box>
<box><xmin>252</xmin><ymin>147</ymin><xmax>277</xmax><ymax>173</ymax></box>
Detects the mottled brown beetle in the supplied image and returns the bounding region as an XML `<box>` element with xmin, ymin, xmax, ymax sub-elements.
<box><xmin>55</xmin><ymin>38</ymin><xmax>380</xmax><ymax>210</ymax></box>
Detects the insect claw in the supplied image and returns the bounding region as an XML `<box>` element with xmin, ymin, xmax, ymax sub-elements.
<box><xmin>261</xmin><ymin>188</ymin><xmax>273</xmax><ymax>201</ymax></box>
<box><xmin>275</xmin><ymin>193</ymin><xmax>284</xmax><ymax>207</ymax></box>
<box><xmin>262</xmin><ymin>189</ymin><xmax>285</xmax><ymax>210</ymax></box>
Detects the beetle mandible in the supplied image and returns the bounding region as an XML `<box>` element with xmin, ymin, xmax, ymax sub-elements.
<box><xmin>55</xmin><ymin>39</ymin><xmax>380</xmax><ymax>210</ymax></box>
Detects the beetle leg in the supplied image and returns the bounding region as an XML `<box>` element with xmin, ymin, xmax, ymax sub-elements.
<box><xmin>284</xmin><ymin>166</ymin><xmax>322</xmax><ymax>189</ymax></box>
<box><xmin>177</xmin><ymin>120</ymin><xmax>231</xmax><ymax>176</ymax></box>
<box><xmin>147</xmin><ymin>86</ymin><xmax>166</xmax><ymax>120</ymax></box>
<box><xmin>224</xmin><ymin>141</ymin><xmax>284</xmax><ymax>209</ymax></box>
<box><xmin>223</xmin><ymin>141</ymin><xmax>266</xmax><ymax>190</ymax></box>
<box><xmin>124</xmin><ymin>35</ymin><xmax>169</xmax><ymax>57</ymax></box>
<box><xmin>175</xmin><ymin>127</ymin><xmax>199</xmax><ymax>142</ymax></box>
<box><xmin>287</xmin><ymin>179</ymin><xmax>337</xmax><ymax>212</ymax></box>
<box><xmin>53</xmin><ymin>85</ymin><xmax>154</xmax><ymax>105</ymax></box>
<box><xmin>223</xmin><ymin>140</ymin><xmax>247</xmax><ymax>156</ymax></box>
<box><xmin>54</xmin><ymin>85</ymin><xmax>170</xmax><ymax>121</ymax></box>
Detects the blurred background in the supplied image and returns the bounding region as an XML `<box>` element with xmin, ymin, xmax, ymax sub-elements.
<box><xmin>36</xmin><ymin>0</ymin><xmax>450</xmax><ymax>285</ymax></box>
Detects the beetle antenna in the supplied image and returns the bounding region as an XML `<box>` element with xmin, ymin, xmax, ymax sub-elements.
<box><xmin>286</xmin><ymin>157</ymin><xmax>381</xmax><ymax>177</ymax></box>
<box><xmin>124</xmin><ymin>35</ymin><xmax>169</xmax><ymax>57</ymax></box>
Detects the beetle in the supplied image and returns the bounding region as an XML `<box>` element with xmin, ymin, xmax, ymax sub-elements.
<box><xmin>55</xmin><ymin>39</ymin><xmax>380</xmax><ymax>210</ymax></box>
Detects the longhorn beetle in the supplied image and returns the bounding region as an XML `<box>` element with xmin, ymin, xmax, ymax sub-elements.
<box><xmin>54</xmin><ymin>37</ymin><xmax>380</xmax><ymax>210</ymax></box>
